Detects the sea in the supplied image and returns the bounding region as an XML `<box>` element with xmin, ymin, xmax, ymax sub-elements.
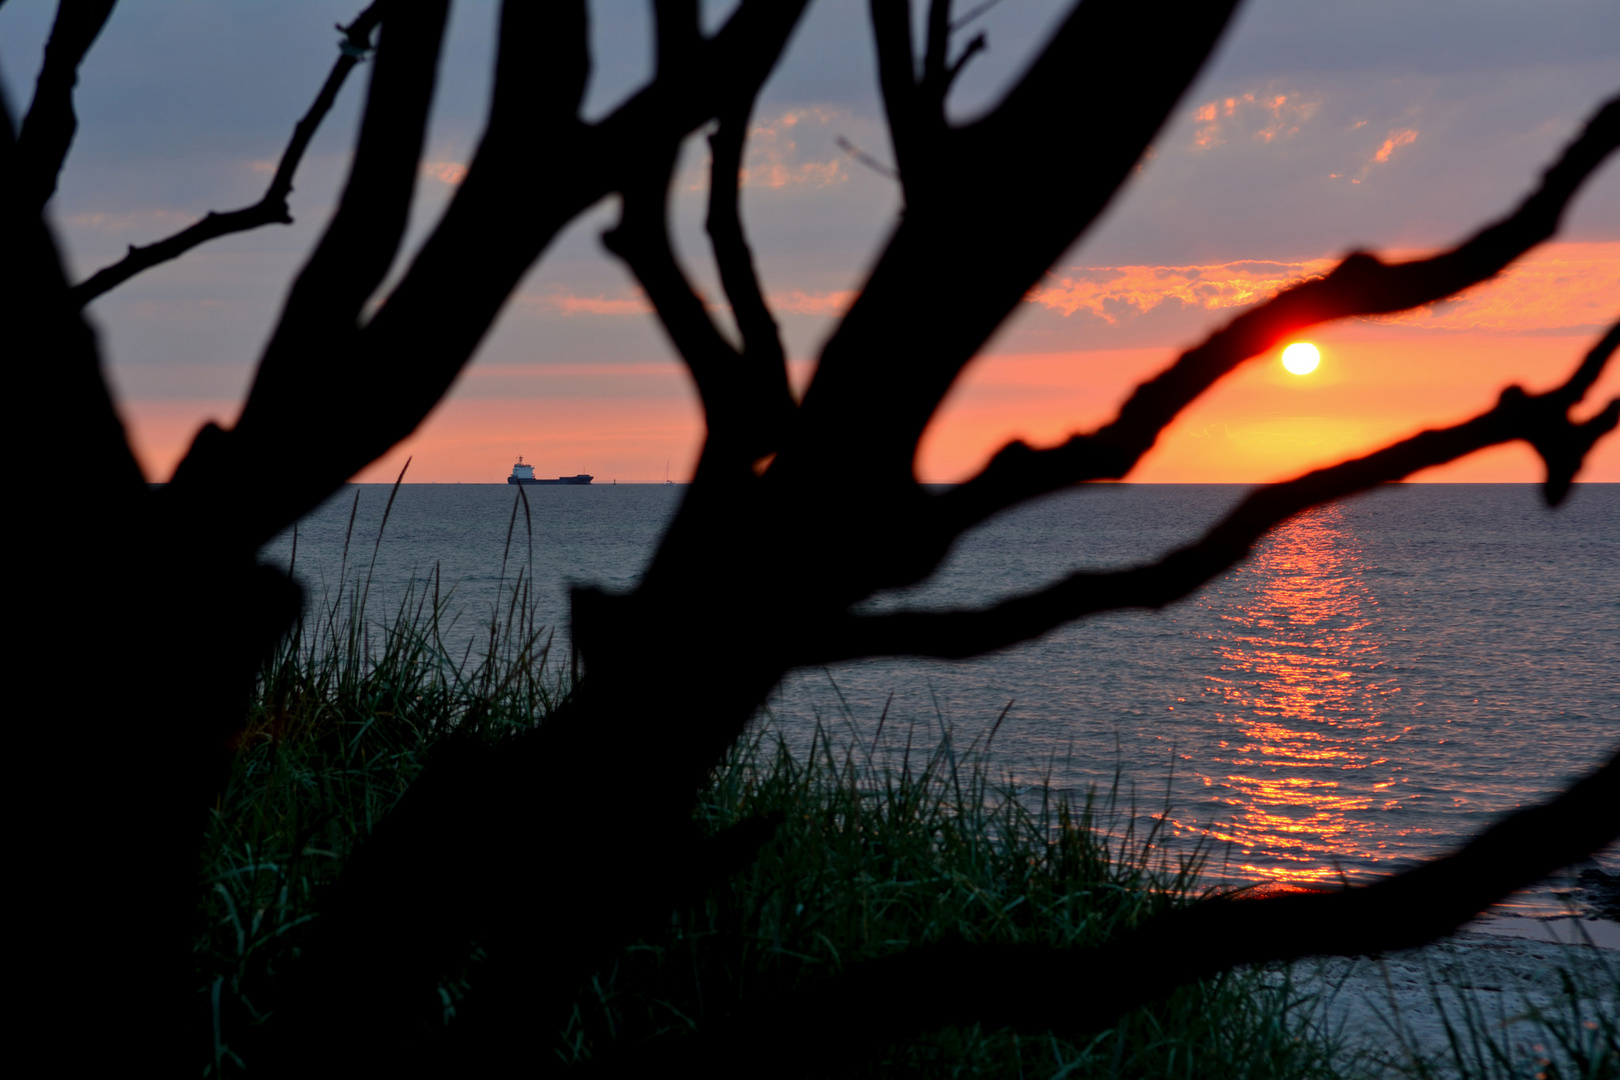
<box><xmin>259</xmin><ymin>483</ymin><xmax>1619</xmax><ymax>915</ymax></box>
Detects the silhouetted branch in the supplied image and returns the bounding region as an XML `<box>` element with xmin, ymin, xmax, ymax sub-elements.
<box><xmin>5</xmin><ymin>77</ymin><xmax>144</xmax><ymax>501</ymax></box>
<box><xmin>707</xmin><ymin>102</ymin><xmax>795</xmax><ymax>444</ymax></box>
<box><xmin>870</xmin><ymin>0</ymin><xmax>921</xmax><ymax>187</ymax></box>
<box><xmin>601</xmin><ymin>87</ymin><xmax>796</xmax><ymax>462</ymax></box>
<box><xmin>654</xmin><ymin>0</ymin><xmax>702</xmax><ymax>75</ymax></box>
<box><xmin>945</xmin><ymin>31</ymin><xmax>987</xmax><ymax>86</ymax></box>
<box><xmin>602</xmin><ymin>138</ymin><xmax>750</xmax><ymax>440</ymax></box>
<box><xmin>938</xmin><ymin>92</ymin><xmax>1620</xmax><ymax>535</ymax></box>
<box><xmin>167</xmin><ymin>0</ymin><xmax>456</xmax><ymax>530</ymax></box>
<box><xmin>214</xmin><ymin>0</ymin><xmax>446</xmax><ymax>439</ymax></box>
<box><xmin>66</xmin><ymin>3</ymin><xmax>383</xmax><ymax>309</ymax></box>
<box><xmin>921</xmin><ymin>0</ymin><xmax>952</xmax><ymax>100</ymax></box>
<box><xmin>681</xmin><ymin>746</ymin><xmax>1620</xmax><ymax>1076</ymax></box>
<box><xmin>835</xmin><ymin>134</ymin><xmax>899</xmax><ymax>180</ymax></box>
<box><xmin>950</xmin><ymin>0</ymin><xmax>1004</xmax><ymax>33</ymax></box>
<box><xmin>13</xmin><ymin>0</ymin><xmax>116</xmax><ymax>216</ymax></box>
<box><xmin>868</xmin><ymin>0</ymin><xmax>983</xmax><ymax>198</ymax></box>
<box><xmin>795</xmin><ymin>0</ymin><xmax>1239</xmax><ymax>483</ymax></box>
<box><xmin>920</xmin><ymin>0</ymin><xmax>984</xmax><ymax>97</ymax></box>
<box><xmin>814</xmin><ymin>323</ymin><xmax>1619</xmax><ymax>663</ymax></box>
<box><xmin>169</xmin><ymin>1</ymin><xmax>810</xmax><ymax>547</ymax></box>
<box><xmin>707</xmin><ymin>107</ymin><xmax>786</xmax><ymax>371</ymax></box>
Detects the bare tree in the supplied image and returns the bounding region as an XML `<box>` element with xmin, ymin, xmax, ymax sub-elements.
<box><xmin>4</xmin><ymin>0</ymin><xmax>1616</xmax><ymax>1074</ymax></box>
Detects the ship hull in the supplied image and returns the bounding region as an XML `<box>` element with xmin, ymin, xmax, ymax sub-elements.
<box><xmin>508</xmin><ymin>475</ymin><xmax>593</xmax><ymax>485</ymax></box>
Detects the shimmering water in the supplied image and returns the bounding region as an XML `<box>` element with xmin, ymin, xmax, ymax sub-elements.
<box><xmin>261</xmin><ymin>483</ymin><xmax>1619</xmax><ymax>909</ymax></box>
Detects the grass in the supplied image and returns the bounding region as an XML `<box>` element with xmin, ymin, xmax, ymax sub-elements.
<box><xmin>195</xmin><ymin>492</ymin><xmax>1615</xmax><ymax>1076</ymax></box>
<box><xmin>198</xmin><ymin>486</ymin><xmax>560</xmax><ymax>1072</ymax></box>
<box><xmin>554</xmin><ymin>713</ymin><xmax>1347</xmax><ymax>1079</ymax></box>
<box><xmin>1313</xmin><ymin>929</ymin><xmax>1620</xmax><ymax>1080</ymax></box>
<box><xmin>196</xmin><ymin>551</ymin><xmax>1344</xmax><ymax>1077</ymax></box>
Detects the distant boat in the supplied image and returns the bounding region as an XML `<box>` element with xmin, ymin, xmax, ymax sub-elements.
<box><xmin>508</xmin><ymin>456</ymin><xmax>592</xmax><ymax>485</ymax></box>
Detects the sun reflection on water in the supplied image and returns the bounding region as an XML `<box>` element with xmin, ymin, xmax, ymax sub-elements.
<box><xmin>1185</xmin><ymin>503</ymin><xmax>1409</xmax><ymax>884</ymax></box>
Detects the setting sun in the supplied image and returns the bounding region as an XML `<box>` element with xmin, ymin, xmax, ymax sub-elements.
<box><xmin>1281</xmin><ymin>342</ymin><xmax>1321</xmax><ymax>375</ymax></box>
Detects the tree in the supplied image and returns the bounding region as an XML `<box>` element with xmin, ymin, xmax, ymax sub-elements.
<box><xmin>4</xmin><ymin>0</ymin><xmax>1616</xmax><ymax>1074</ymax></box>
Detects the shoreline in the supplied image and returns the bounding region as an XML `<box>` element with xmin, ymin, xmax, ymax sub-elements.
<box><xmin>1289</xmin><ymin>915</ymin><xmax>1618</xmax><ymax>1072</ymax></box>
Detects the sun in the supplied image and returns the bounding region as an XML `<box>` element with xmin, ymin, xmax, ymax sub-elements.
<box><xmin>1281</xmin><ymin>342</ymin><xmax>1320</xmax><ymax>375</ymax></box>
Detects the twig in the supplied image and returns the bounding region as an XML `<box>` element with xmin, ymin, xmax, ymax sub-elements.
<box><xmin>66</xmin><ymin>3</ymin><xmax>384</xmax><ymax>309</ymax></box>
<box><xmin>835</xmin><ymin>135</ymin><xmax>899</xmax><ymax>181</ymax></box>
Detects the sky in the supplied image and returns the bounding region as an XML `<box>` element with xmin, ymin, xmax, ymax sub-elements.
<box><xmin>2</xmin><ymin>0</ymin><xmax>1617</xmax><ymax>484</ymax></box>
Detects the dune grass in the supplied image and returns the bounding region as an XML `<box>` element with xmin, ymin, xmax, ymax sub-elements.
<box><xmin>196</xmin><ymin>492</ymin><xmax>1612</xmax><ymax>1076</ymax></box>
<box><xmin>1332</xmin><ymin>937</ymin><xmax>1620</xmax><ymax>1080</ymax></box>
<box><xmin>554</xmin><ymin>713</ymin><xmax>1349</xmax><ymax>1079</ymax></box>
<box><xmin>196</xmin><ymin>543</ymin><xmax>1346</xmax><ymax>1077</ymax></box>
<box><xmin>198</xmin><ymin>487</ymin><xmax>561</xmax><ymax>1072</ymax></box>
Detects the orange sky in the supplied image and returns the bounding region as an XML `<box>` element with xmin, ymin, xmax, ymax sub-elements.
<box><xmin>918</xmin><ymin>329</ymin><xmax>1620</xmax><ymax>484</ymax></box>
<box><xmin>120</xmin><ymin>241</ymin><xmax>1620</xmax><ymax>486</ymax></box>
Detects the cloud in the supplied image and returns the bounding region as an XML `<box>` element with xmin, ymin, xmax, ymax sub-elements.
<box><xmin>767</xmin><ymin>289</ymin><xmax>857</xmax><ymax>316</ymax></box>
<box><xmin>1368</xmin><ymin>241</ymin><xmax>1620</xmax><ymax>332</ymax></box>
<box><xmin>1190</xmin><ymin>88</ymin><xmax>1320</xmax><ymax>150</ymax></box>
<box><xmin>421</xmin><ymin>160</ymin><xmax>468</xmax><ymax>185</ymax></box>
<box><xmin>1028</xmin><ymin>258</ymin><xmax>1337</xmax><ymax>322</ymax></box>
<box><xmin>67</xmin><ymin>209</ymin><xmax>195</xmax><ymax>233</ymax></box>
<box><xmin>1334</xmin><ymin>126</ymin><xmax>1420</xmax><ymax>183</ymax></box>
<box><xmin>1029</xmin><ymin>243</ymin><xmax>1619</xmax><ymax>334</ymax></box>
<box><xmin>1370</xmin><ymin>128</ymin><xmax>1417</xmax><ymax>164</ymax></box>
<box><xmin>529</xmin><ymin>285</ymin><xmax>858</xmax><ymax>321</ymax></box>
<box><xmin>528</xmin><ymin>289</ymin><xmax>652</xmax><ymax>316</ymax></box>
<box><xmin>738</xmin><ymin>107</ymin><xmax>849</xmax><ymax>190</ymax></box>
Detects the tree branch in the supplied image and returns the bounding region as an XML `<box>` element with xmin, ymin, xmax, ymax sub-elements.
<box><xmin>260</xmin><ymin>0</ymin><xmax>444</xmax><ymax>340</ymax></box>
<box><xmin>13</xmin><ymin>0</ymin><xmax>116</xmax><ymax>216</ymax></box>
<box><xmin>163</xmin><ymin>1</ymin><xmax>810</xmax><ymax>548</ymax></box>
<box><xmin>950</xmin><ymin>0</ymin><xmax>1004</xmax><ymax>33</ymax></box>
<box><xmin>921</xmin><ymin>0</ymin><xmax>952</xmax><ymax>99</ymax></box>
<box><xmin>937</xmin><ymin>92</ymin><xmax>1620</xmax><ymax>537</ymax></box>
<box><xmin>707</xmin><ymin>106</ymin><xmax>785</xmax><ymax>370</ymax></box>
<box><xmin>602</xmin><ymin>137</ymin><xmax>752</xmax><ymax>443</ymax></box>
<box><xmin>165</xmin><ymin>0</ymin><xmax>453</xmax><ymax>532</ymax></box>
<box><xmin>654</xmin><ymin>0</ymin><xmax>702</xmax><ymax>76</ymax></box>
<box><xmin>812</xmin><ymin>323</ymin><xmax>1619</xmax><ymax>664</ymax></box>
<box><xmin>793</xmin><ymin>0</ymin><xmax>1241</xmax><ymax>486</ymax></box>
<box><xmin>4</xmin><ymin>80</ymin><xmax>144</xmax><ymax>504</ymax></box>
<box><xmin>870</xmin><ymin>0</ymin><xmax>920</xmax><ymax>187</ymax></box>
<box><xmin>945</xmin><ymin>31</ymin><xmax>987</xmax><ymax>87</ymax></box>
<box><xmin>66</xmin><ymin>3</ymin><xmax>383</xmax><ymax>309</ymax></box>
<box><xmin>603</xmin><ymin>77</ymin><xmax>798</xmax><ymax>463</ymax></box>
<box><xmin>706</xmin><ymin>100</ymin><xmax>794</xmax><ymax>440</ymax></box>
<box><xmin>671</xmin><ymin>745</ymin><xmax>1620</xmax><ymax>1077</ymax></box>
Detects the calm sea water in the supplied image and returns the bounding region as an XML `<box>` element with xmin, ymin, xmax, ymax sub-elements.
<box><xmin>260</xmin><ymin>483</ymin><xmax>1619</xmax><ymax>911</ymax></box>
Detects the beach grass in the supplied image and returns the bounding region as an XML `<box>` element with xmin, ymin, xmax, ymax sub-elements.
<box><xmin>1332</xmin><ymin>937</ymin><xmax>1620</xmax><ymax>1080</ymax></box>
<box><xmin>195</xmin><ymin>545</ymin><xmax>1351</xmax><ymax>1077</ymax></box>
<box><xmin>196</xmin><ymin>505</ymin><xmax>1614</xmax><ymax>1076</ymax></box>
<box><xmin>198</xmin><ymin>491</ymin><xmax>562</xmax><ymax>1072</ymax></box>
<box><xmin>554</xmin><ymin>713</ymin><xmax>1350</xmax><ymax>1079</ymax></box>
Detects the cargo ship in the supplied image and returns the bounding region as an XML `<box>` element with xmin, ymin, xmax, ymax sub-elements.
<box><xmin>508</xmin><ymin>457</ymin><xmax>593</xmax><ymax>485</ymax></box>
